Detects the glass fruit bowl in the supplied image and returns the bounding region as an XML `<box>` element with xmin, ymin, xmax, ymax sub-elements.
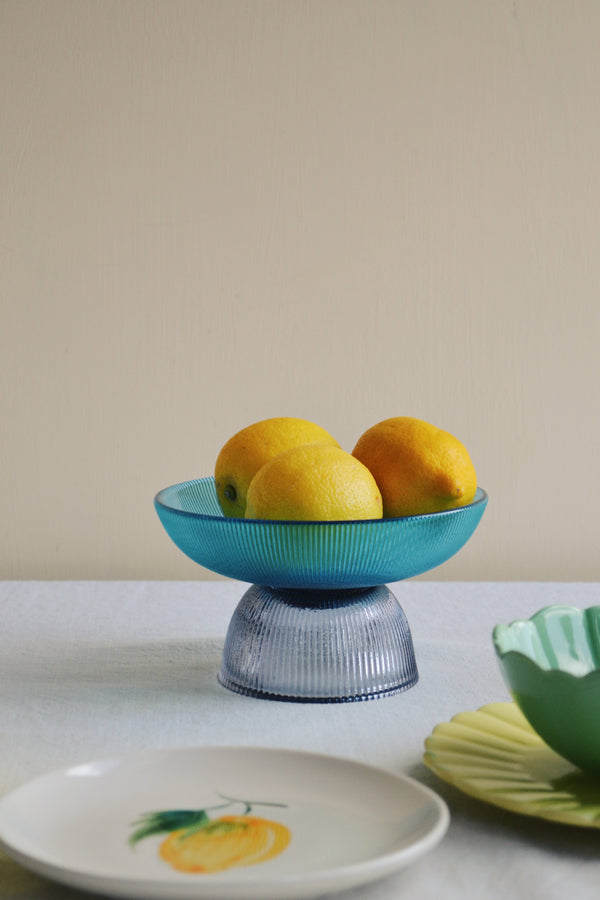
<box><xmin>155</xmin><ymin>477</ymin><xmax>488</xmax><ymax>703</ymax></box>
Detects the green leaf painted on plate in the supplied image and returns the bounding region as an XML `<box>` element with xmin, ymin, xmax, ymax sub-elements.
<box><xmin>129</xmin><ymin>809</ymin><xmax>210</xmax><ymax>847</ymax></box>
<box><xmin>129</xmin><ymin>795</ymin><xmax>289</xmax><ymax>849</ymax></box>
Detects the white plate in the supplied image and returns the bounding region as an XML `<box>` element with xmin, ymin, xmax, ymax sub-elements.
<box><xmin>0</xmin><ymin>746</ymin><xmax>448</xmax><ymax>899</ymax></box>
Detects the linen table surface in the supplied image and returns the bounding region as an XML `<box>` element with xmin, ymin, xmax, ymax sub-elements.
<box><xmin>1</xmin><ymin>580</ymin><xmax>599</xmax><ymax>899</ymax></box>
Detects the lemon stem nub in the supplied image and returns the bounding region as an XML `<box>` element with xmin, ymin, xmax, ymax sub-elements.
<box><xmin>224</xmin><ymin>485</ymin><xmax>236</xmax><ymax>501</ymax></box>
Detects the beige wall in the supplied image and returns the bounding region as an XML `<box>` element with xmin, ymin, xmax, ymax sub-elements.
<box><xmin>2</xmin><ymin>0</ymin><xmax>599</xmax><ymax>581</ymax></box>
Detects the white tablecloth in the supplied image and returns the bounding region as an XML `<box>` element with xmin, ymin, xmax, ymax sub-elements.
<box><xmin>2</xmin><ymin>580</ymin><xmax>600</xmax><ymax>899</ymax></box>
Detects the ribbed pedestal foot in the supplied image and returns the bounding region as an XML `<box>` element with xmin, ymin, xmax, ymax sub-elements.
<box><xmin>218</xmin><ymin>584</ymin><xmax>418</xmax><ymax>703</ymax></box>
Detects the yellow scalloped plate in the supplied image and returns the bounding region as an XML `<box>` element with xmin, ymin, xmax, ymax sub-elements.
<box><xmin>423</xmin><ymin>702</ymin><xmax>600</xmax><ymax>828</ymax></box>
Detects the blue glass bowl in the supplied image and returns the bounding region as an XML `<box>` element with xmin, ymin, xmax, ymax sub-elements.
<box><xmin>155</xmin><ymin>478</ymin><xmax>488</xmax><ymax>590</ymax></box>
<box><xmin>155</xmin><ymin>477</ymin><xmax>487</xmax><ymax>702</ymax></box>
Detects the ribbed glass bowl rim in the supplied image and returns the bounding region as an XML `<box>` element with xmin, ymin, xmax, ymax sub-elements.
<box><xmin>154</xmin><ymin>478</ymin><xmax>488</xmax><ymax>526</ymax></box>
<box><xmin>493</xmin><ymin>604</ymin><xmax>600</xmax><ymax>681</ymax></box>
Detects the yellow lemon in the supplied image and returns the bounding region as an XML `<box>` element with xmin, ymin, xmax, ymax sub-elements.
<box><xmin>159</xmin><ymin>815</ymin><xmax>291</xmax><ymax>874</ymax></box>
<box><xmin>215</xmin><ymin>417</ymin><xmax>340</xmax><ymax>517</ymax></box>
<box><xmin>245</xmin><ymin>444</ymin><xmax>383</xmax><ymax>521</ymax></box>
<box><xmin>352</xmin><ymin>416</ymin><xmax>477</xmax><ymax>517</ymax></box>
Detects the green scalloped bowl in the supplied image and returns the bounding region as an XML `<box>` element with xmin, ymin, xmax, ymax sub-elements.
<box><xmin>493</xmin><ymin>605</ymin><xmax>600</xmax><ymax>774</ymax></box>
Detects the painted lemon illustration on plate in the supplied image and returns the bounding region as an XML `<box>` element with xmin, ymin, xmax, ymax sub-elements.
<box><xmin>130</xmin><ymin>794</ymin><xmax>291</xmax><ymax>874</ymax></box>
